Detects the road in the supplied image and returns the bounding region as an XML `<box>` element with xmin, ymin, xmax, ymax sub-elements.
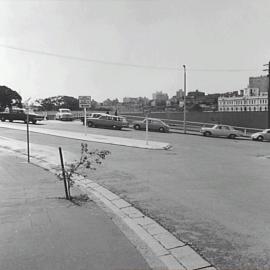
<box><xmin>1</xmin><ymin>120</ymin><xmax>270</xmax><ymax>270</ymax></box>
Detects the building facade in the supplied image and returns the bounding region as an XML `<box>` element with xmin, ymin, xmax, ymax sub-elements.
<box><xmin>218</xmin><ymin>88</ymin><xmax>268</xmax><ymax>112</ymax></box>
<box><xmin>249</xmin><ymin>75</ymin><xmax>268</xmax><ymax>93</ymax></box>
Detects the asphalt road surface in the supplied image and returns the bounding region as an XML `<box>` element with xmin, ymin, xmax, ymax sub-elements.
<box><xmin>1</xmin><ymin>120</ymin><xmax>270</xmax><ymax>270</ymax></box>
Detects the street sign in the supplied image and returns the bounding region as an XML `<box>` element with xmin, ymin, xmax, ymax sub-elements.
<box><xmin>79</xmin><ymin>96</ymin><xmax>91</xmax><ymax>108</ymax></box>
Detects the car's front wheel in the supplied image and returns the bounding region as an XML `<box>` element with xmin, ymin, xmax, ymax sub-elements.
<box><xmin>32</xmin><ymin>120</ymin><xmax>37</xmax><ymax>124</ymax></box>
<box><xmin>159</xmin><ymin>127</ymin><xmax>165</xmax><ymax>133</ymax></box>
<box><xmin>257</xmin><ymin>135</ymin><xmax>264</xmax><ymax>141</ymax></box>
<box><xmin>204</xmin><ymin>131</ymin><xmax>211</xmax><ymax>136</ymax></box>
<box><xmin>87</xmin><ymin>121</ymin><xmax>94</xmax><ymax>127</ymax></box>
<box><xmin>228</xmin><ymin>134</ymin><xmax>236</xmax><ymax>139</ymax></box>
<box><xmin>134</xmin><ymin>124</ymin><xmax>141</xmax><ymax>130</ymax></box>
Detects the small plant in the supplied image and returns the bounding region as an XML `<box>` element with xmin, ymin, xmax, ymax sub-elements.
<box><xmin>58</xmin><ymin>143</ymin><xmax>110</xmax><ymax>200</ymax></box>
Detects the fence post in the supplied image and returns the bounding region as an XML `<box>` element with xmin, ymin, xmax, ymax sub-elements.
<box><xmin>59</xmin><ymin>147</ymin><xmax>70</xmax><ymax>200</ymax></box>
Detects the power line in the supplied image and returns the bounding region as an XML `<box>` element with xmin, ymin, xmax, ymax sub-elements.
<box><xmin>0</xmin><ymin>43</ymin><xmax>178</xmax><ymax>71</ymax></box>
<box><xmin>0</xmin><ymin>43</ymin><xmax>263</xmax><ymax>72</ymax></box>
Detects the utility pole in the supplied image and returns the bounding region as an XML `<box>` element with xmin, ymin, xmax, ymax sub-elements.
<box><xmin>183</xmin><ymin>65</ymin><xmax>187</xmax><ymax>133</ymax></box>
<box><xmin>263</xmin><ymin>61</ymin><xmax>270</xmax><ymax>128</ymax></box>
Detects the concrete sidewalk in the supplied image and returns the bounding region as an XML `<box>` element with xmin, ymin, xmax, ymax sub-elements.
<box><xmin>0</xmin><ymin>151</ymin><xmax>150</xmax><ymax>270</ymax></box>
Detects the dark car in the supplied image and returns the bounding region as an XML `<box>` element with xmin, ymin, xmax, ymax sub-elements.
<box><xmin>86</xmin><ymin>113</ymin><xmax>129</xmax><ymax>130</ymax></box>
<box><xmin>0</xmin><ymin>108</ymin><xmax>44</xmax><ymax>124</ymax></box>
<box><xmin>133</xmin><ymin>118</ymin><xmax>170</xmax><ymax>133</ymax></box>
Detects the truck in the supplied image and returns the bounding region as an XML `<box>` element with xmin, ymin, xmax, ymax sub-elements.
<box><xmin>0</xmin><ymin>107</ymin><xmax>44</xmax><ymax>124</ymax></box>
<box><xmin>55</xmin><ymin>108</ymin><xmax>73</xmax><ymax>121</ymax></box>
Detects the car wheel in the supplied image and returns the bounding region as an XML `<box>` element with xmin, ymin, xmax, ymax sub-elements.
<box><xmin>257</xmin><ymin>135</ymin><xmax>264</xmax><ymax>141</ymax></box>
<box><xmin>112</xmin><ymin>125</ymin><xmax>117</xmax><ymax>129</ymax></box>
<box><xmin>204</xmin><ymin>131</ymin><xmax>211</xmax><ymax>136</ymax></box>
<box><xmin>134</xmin><ymin>124</ymin><xmax>141</xmax><ymax>130</ymax></box>
<box><xmin>87</xmin><ymin>121</ymin><xmax>94</xmax><ymax>127</ymax></box>
<box><xmin>228</xmin><ymin>134</ymin><xmax>236</xmax><ymax>139</ymax></box>
<box><xmin>9</xmin><ymin>119</ymin><xmax>13</xmax><ymax>122</ymax></box>
<box><xmin>1</xmin><ymin>117</ymin><xmax>5</xmax><ymax>122</ymax></box>
<box><xmin>159</xmin><ymin>127</ymin><xmax>165</xmax><ymax>133</ymax></box>
<box><xmin>32</xmin><ymin>120</ymin><xmax>37</xmax><ymax>124</ymax></box>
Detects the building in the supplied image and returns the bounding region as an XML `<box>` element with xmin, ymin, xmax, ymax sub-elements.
<box><xmin>176</xmin><ymin>89</ymin><xmax>184</xmax><ymax>99</ymax></box>
<box><xmin>218</xmin><ymin>88</ymin><xmax>268</xmax><ymax>112</ymax></box>
<box><xmin>249</xmin><ymin>75</ymin><xmax>268</xmax><ymax>93</ymax></box>
<box><xmin>152</xmin><ymin>91</ymin><xmax>169</xmax><ymax>101</ymax></box>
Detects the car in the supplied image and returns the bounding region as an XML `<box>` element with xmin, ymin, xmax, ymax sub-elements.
<box><xmin>0</xmin><ymin>107</ymin><xmax>43</xmax><ymax>124</ymax></box>
<box><xmin>200</xmin><ymin>124</ymin><xmax>243</xmax><ymax>139</ymax></box>
<box><xmin>133</xmin><ymin>118</ymin><xmax>170</xmax><ymax>133</ymax></box>
<box><xmin>251</xmin><ymin>129</ymin><xmax>270</xmax><ymax>141</ymax></box>
<box><xmin>55</xmin><ymin>108</ymin><xmax>73</xmax><ymax>121</ymax></box>
<box><xmin>80</xmin><ymin>113</ymin><xmax>103</xmax><ymax>124</ymax></box>
<box><xmin>86</xmin><ymin>113</ymin><xmax>129</xmax><ymax>130</ymax></box>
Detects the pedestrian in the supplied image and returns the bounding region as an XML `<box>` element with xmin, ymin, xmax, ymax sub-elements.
<box><xmin>114</xmin><ymin>110</ymin><xmax>118</xmax><ymax>116</ymax></box>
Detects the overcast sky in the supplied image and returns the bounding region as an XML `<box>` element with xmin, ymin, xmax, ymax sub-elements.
<box><xmin>0</xmin><ymin>0</ymin><xmax>269</xmax><ymax>102</ymax></box>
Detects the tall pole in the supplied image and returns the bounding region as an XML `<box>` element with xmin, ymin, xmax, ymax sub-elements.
<box><xmin>183</xmin><ymin>65</ymin><xmax>187</xmax><ymax>133</ymax></box>
<box><xmin>84</xmin><ymin>107</ymin><xmax>87</xmax><ymax>136</ymax></box>
<box><xmin>26</xmin><ymin>108</ymin><xmax>30</xmax><ymax>163</ymax></box>
<box><xmin>268</xmin><ymin>61</ymin><xmax>270</xmax><ymax>128</ymax></box>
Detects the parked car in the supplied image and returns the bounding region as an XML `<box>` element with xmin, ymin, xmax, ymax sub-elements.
<box><xmin>251</xmin><ymin>129</ymin><xmax>270</xmax><ymax>141</ymax></box>
<box><xmin>133</xmin><ymin>118</ymin><xmax>170</xmax><ymax>133</ymax></box>
<box><xmin>55</xmin><ymin>108</ymin><xmax>73</xmax><ymax>121</ymax></box>
<box><xmin>200</xmin><ymin>124</ymin><xmax>243</xmax><ymax>139</ymax></box>
<box><xmin>86</xmin><ymin>113</ymin><xmax>129</xmax><ymax>130</ymax></box>
<box><xmin>0</xmin><ymin>107</ymin><xmax>43</xmax><ymax>124</ymax></box>
<box><xmin>80</xmin><ymin>113</ymin><xmax>103</xmax><ymax>124</ymax></box>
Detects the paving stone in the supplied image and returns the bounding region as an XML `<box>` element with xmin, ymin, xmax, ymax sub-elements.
<box><xmin>159</xmin><ymin>255</ymin><xmax>186</xmax><ymax>270</ymax></box>
<box><xmin>170</xmin><ymin>246</ymin><xmax>210</xmax><ymax>270</ymax></box>
<box><xmin>124</xmin><ymin>217</ymin><xmax>170</xmax><ymax>257</ymax></box>
<box><xmin>111</xmin><ymin>198</ymin><xmax>131</xmax><ymax>209</ymax></box>
<box><xmin>86</xmin><ymin>182</ymin><xmax>100</xmax><ymax>189</ymax></box>
<box><xmin>153</xmin><ymin>233</ymin><xmax>185</xmax><ymax>250</ymax></box>
<box><xmin>121</xmin><ymin>206</ymin><xmax>144</xmax><ymax>218</ymax></box>
<box><xmin>83</xmin><ymin>178</ymin><xmax>94</xmax><ymax>184</ymax></box>
<box><xmin>95</xmin><ymin>186</ymin><xmax>119</xmax><ymax>201</ymax></box>
<box><xmin>134</xmin><ymin>216</ymin><xmax>156</xmax><ymax>226</ymax></box>
<box><xmin>144</xmin><ymin>222</ymin><xmax>169</xmax><ymax>236</ymax></box>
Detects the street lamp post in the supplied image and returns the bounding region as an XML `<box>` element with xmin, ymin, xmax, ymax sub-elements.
<box><xmin>183</xmin><ymin>65</ymin><xmax>187</xmax><ymax>134</ymax></box>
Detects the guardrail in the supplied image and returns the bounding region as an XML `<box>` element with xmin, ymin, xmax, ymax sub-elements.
<box><xmin>121</xmin><ymin>114</ymin><xmax>263</xmax><ymax>136</ymax></box>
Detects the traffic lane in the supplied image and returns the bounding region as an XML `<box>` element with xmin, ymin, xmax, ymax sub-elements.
<box><xmin>1</xmin><ymin>128</ymin><xmax>270</xmax><ymax>269</ymax></box>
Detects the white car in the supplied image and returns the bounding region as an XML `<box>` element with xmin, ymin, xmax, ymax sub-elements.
<box><xmin>55</xmin><ymin>108</ymin><xmax>73</xmax><ymax>121</ymax></box>
<box><xmin>251</xmin><ymin>129</ymin><xmax>270</xmax><ymax>141</ymax></box>
<box><xmin>200</xmin><ymin>124</ymin><xmax>243</xmax><ymax>139</ymax></box>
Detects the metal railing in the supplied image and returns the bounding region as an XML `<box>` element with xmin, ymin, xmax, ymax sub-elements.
<box><xmin>121</xmin><ymin>114</ymin><xmax>263</xmax><ymax>136</ymax></box>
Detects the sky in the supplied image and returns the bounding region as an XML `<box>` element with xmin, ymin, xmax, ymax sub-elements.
<box><xmin>0</xmin><ymin>0</ymin><xmax>269</xmax><ymax>102</ymax></box>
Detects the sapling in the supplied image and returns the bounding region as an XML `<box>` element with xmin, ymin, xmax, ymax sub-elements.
<box><xmin>58</xmin><ymin>143</ymin><xmax>110</xmax><ymax>200</ymax></box>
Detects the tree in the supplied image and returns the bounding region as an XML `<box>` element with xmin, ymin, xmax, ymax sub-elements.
<box><xmin>0</xmin><ymin>85</ymin><xmax>22</xmax><ymax>110</ymax></box>
<box><xmin>38</xmin><ymin>95</ymin><xmax>80</xmax><ymax>111</ymax></box>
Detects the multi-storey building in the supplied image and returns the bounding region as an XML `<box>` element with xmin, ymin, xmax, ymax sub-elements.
<box><xmin>249</xmin><ymin>75</ymin><xmax>268</xmax><ymax>93</ymax></box>
<box><xmin>152</xmin><ymin>91</ymin><xmax>169</xmax><ymax>101</ymax></box>
<box><xmin>218</xmin><ymin>88</ymin><xmax>268</xmax><ymax>112</ymax></box>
